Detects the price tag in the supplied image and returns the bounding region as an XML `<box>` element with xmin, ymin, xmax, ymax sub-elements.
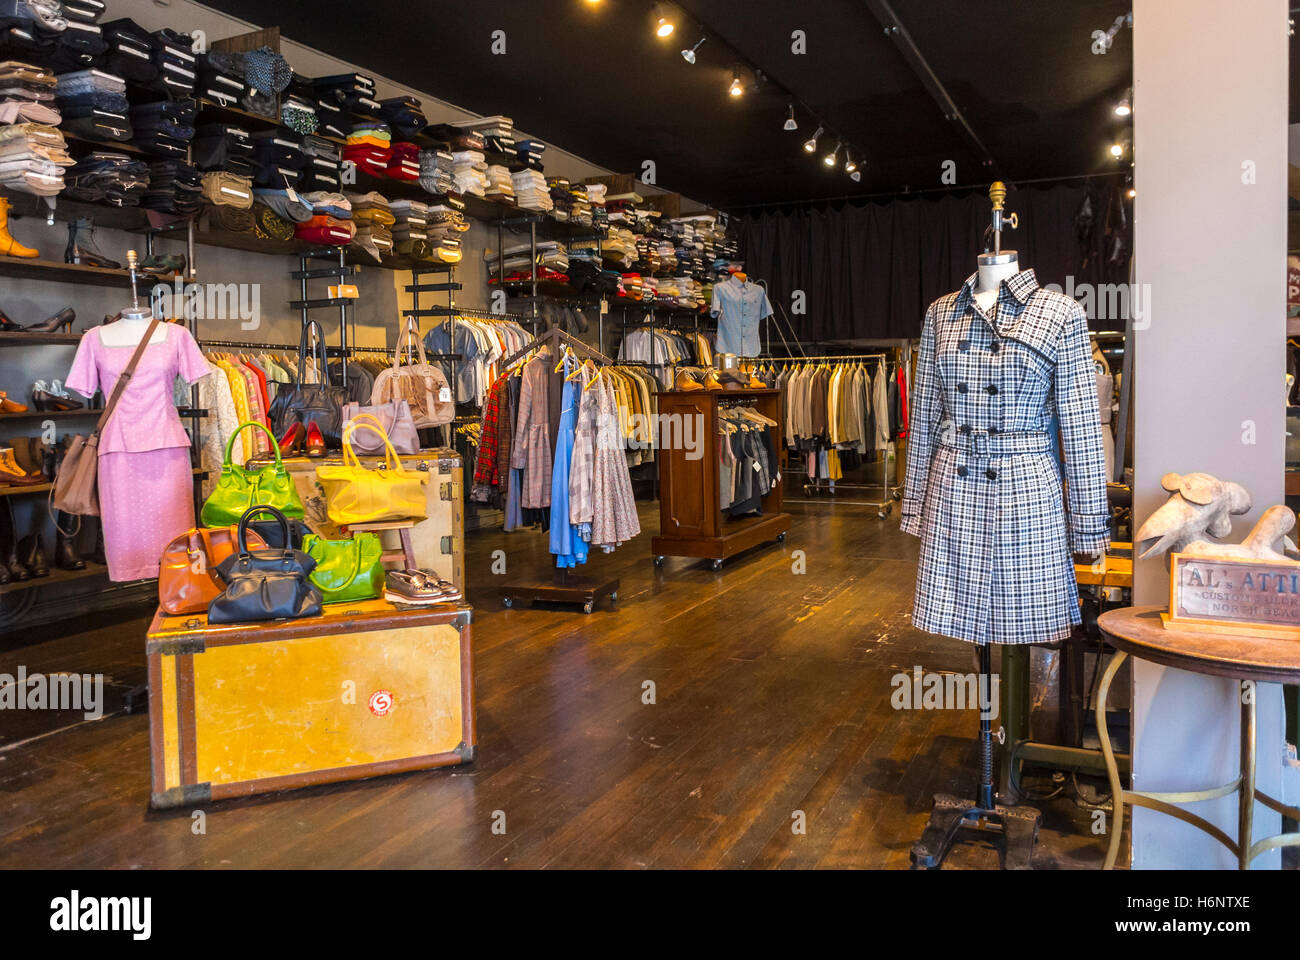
<box><xmin>439</xmin><ymin>386</ymin><xmax>452</xmax><ymax>403</ymax></box>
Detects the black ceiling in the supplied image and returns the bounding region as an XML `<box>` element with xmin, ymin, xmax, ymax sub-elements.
<box><xmin>199</xmin><ymin>0</ymin><xmax>1134</xmax><ymax>209</ymax></box>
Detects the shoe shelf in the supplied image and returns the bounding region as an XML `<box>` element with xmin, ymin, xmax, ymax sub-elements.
<box><xmin>0</xmin><ymin>560</ymin><xmax>110</xmax><ymax>597</ymax></box>
<box><xmin>0</xmin><ymin>407</ymin><xmax>205</xmax><ymax>422</ymax></box>
<box><xmin>0</xmin><ymin>467</ymin><xmax>208</xmax><ymax>499</ymax></box>
<box><xmin>0</xmin><ymin>257</ymin><xmax>135</xmax><ymax>289</ymax></box>
<box><xmin>0</xmin><ymin>331</ymin><xmax>82</xmax><ymax>345</ymax></box>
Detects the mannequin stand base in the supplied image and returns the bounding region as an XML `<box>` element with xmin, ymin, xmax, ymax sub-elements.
<box><xmin>910</xmin><ymin>793</ymin><xmax>1041</xmax><ymax>870</ymax></box>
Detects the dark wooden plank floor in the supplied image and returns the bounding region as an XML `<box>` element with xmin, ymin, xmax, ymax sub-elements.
<box><xmin>0</xmin><ymin>500</ymin><xmax>1119</xmax><ymax>869</ymax></box>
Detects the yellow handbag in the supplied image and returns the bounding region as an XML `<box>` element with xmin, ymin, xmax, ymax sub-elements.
<box><xmin>315</xmin><ymin>416</ymin><xmax>429</xmax><ymax>526</ymax></box>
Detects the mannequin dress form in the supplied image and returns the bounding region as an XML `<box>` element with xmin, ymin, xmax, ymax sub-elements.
<box><xmin>64</xmin><ymin>251</ymin><xmax>212</xmax><ymax>581</ymax></box>
<box><xmin>902</xmin><ymin>183</ymin><xmax>1110</xmax><ymax>868</ymax></box>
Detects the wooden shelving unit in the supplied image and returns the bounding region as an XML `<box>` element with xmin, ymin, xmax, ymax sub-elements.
<box><xmin>0</xmin><ymin>258</ymin><xmax>134</xmax><ymax>288</ymax></box>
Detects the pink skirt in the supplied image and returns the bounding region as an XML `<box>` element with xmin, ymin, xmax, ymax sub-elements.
<box><xmin>97</xmin><ymin>447</ymin><xmax>195</xmax><ymax>582</ymax></box>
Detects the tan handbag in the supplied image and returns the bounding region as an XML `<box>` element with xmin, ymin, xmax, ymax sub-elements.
<box><xmin>370</xmin><ymin>315</ymin><xmax>454</xmax><ymax>429</ymax></box>
<box><xmin>316</xmin><ymin>419</ymin><xmax>429</xmax><ymax>526</ymax></box>
<box><xmin>158</xmin><ymin>524</ymin><xmax>267</xmax><ymax>615</ymax></box>
<box><xmin>51</xmin><ymin>316</ymin><xmax>163</xmax><ymax>517</ymax></box>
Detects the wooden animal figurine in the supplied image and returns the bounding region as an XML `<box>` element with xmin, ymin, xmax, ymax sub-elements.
<box><xmin>1134</xmin><ymin>472</ymin><xmax>1252</xmax><ymax>560</ymax></box>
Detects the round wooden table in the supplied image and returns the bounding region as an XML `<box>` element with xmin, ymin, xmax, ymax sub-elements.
<box><xmin>1095</xmin><ymin>605</ymin><xmax>1300</xmax><ymax>869</ymax></box>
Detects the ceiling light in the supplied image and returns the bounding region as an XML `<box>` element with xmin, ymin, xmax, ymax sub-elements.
<box><xmin>844</xmin><ymin>152</ymin><xmax>858</xmax><ymax>174</ymax></box>
<box><xmin>1109</xmin><ymin>142</ymin><xmax>1123</xmax><ymax>157</ymax></box>
<box><xmin>654</xmin><ymin>6</ymin><xmax>675</xmax><ymax>38</ymax></box>
<box><xmin>681</xmin><ymin>36</ymin><xmax>705</xmax><ymax>63</ymax></box>
<box><xmin>823</xmin><ymin>140</ymin><xmax>841</xmax><ymax>167</ymax></box>
<box><xmin>850</xmin><ymin>170</ymin><xmax>862</xmax><ymax>183</ymax></box>
<box><xmin>1127</xmin><ymin>187</ymin><xmax>1136</xmax><ymax>198</ymax></box>
<box><xmin>728</xmin><ymin>70</ymin><xmax>744</xmax><ymax>97</ymax></box>
<box><xmin>783</xmin><ymin>103</ymin><xmax>797</xmax><ymax>132</ymax></box>
<box><xmin>803</xmin><ymin>124</ymin><xmax>823</xmax><ymax>153</ymax></box>
<box><xmin>1114</xmin><ymin>87</ymin><xmax>1133</xmax><ymax>117</ymax></box>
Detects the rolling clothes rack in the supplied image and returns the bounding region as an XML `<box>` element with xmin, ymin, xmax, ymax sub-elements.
<box><xmin>763</xmin><ymin>353</ymin><xmax>903</xmax><ymax>518</ymax></box>
<box><xmin>497</xmin><ymin>326</ymin><xmax>620</xmax><ymax>614</ymax></box>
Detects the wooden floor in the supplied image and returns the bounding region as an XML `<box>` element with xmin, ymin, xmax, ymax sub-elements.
<box><xmin>0</xmin><ymin>500</ymin><xmax>1118</xmax><ymax>869</ymax></box>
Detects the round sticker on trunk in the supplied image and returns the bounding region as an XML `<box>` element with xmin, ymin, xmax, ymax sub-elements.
<box><xmin>368</xmin><ymin>689</ymin><xmax>394</xmax><ymax>716</ymax></box>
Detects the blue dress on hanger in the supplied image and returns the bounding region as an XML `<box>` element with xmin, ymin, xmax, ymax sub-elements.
<box><xmin>549</xmin><ymin>356</ymin><xmax>589</xmax><ymax>568</ymax></box>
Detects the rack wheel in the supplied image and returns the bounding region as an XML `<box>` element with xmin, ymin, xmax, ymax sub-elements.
<box><xmin>877</xmin><ymin>509</ymin><xmax>887</xmax><ymax>520</ymax></box>
<box><xmin>892</xmin><ymin>490</ymin><xmax>902</xmax><ymax>501</ymax></box>
<box><xmin>502</xmin><ymin>597</ymin><xmax>513</xmax><ymax>608</ymax></box>
<box><xmin>653</xmin><ymin>555</ymin><xmax>665</xmax><ymax>567</ymax></box>
<box><xmin>777</xmin><ymin>532</ymin><xmax>786</xmax><ymax>542</ymax></box>
<box><xmin>583</xmin><ymin>601</ymin><xmax>594</xmax><ymax>614</ymax></box>
<box><xmin>710</xmin><ymin>559</ymin><xmax>723</xmax><ymax>571</ymax></box>
<box><xmin>610</xmin><ymin>591</ymin><xmax>618</xmax><ymax>602</ymax></box>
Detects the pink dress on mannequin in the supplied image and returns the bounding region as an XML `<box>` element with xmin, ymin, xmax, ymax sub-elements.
<box><xmin>66</xmin><ymin>323</ymin><xmax>212</xmax><ymax>582</ymax></box>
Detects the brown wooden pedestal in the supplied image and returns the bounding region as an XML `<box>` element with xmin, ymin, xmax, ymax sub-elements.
<box><xmin>499</xmin><ymin>569</ymin><xmax>619</xmax><ymax>615</ymax></box>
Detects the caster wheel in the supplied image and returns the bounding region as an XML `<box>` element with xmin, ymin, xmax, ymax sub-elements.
<box><xmin>653</xmin><ymin>555</ymin><xmax>665</xmax><ymax>567</ymax></box>
<box><xmin>502</xmin><ymin>597</ymin><xmax>513</xmax><ymax>608</ymax></box>
<box><xmin>777</xmin><ymin>532</ymin><xmax>786</xmax><ymax>542</ymax></box>
<box><xmin>877</xmin><ymin>510</ymin><xmax>887</xmax><ymax>520</ymax></box>
<box><xmin>710</xmin><ymin>559</ymin><xmax>723</xmax><ymax>571</ymax></box>
<box><xmin>583</xmin><ymin>601</ymin><xmax>594</xmax><ymax>614</ymax></box>
<box><xmin>892</xmin><ymin>490</ymin><xmax>902</xmax><ymax>501</ymax></box>
<box><xmin>610</xmin><ymin>591</ymin><xmax>618</xmax><ymax>602</ymax></box>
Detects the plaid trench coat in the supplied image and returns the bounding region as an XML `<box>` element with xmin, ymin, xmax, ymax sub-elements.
<box><xmin>901</xmin><ymin>269</ymin><xmax>1109</xmax><ymax>645</ymax></box>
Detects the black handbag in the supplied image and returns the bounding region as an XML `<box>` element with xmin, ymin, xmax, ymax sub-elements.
<box><xmin>269</xmin><ymin>319</ymin><xmax>346</xmax><ymax>448</ymax></box>
<box><xmin>247</xmin><ymin>517</ymin><xmax>312</xmax><ymax>550</ymax></box>
<box><xmin>208</xmin><ymin>505</ymin><xmax>323</xmax><ymax>625</ymax></box>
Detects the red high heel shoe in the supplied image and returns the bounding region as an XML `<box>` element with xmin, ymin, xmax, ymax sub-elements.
<box><xmin>306</xmin><ymin>421</ymin><xmax>326</xmax><ymax>458</ymax></box>
<box><xmin>278</xmin><ymin>422</ymin><xmax>304</xmax><ymax>456</ymax></box>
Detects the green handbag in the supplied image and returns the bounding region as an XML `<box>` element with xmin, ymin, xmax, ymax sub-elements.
<box><xmin>200</xmin><ymin>421</ymin><xmax>306</xmax><ymax>527</ymax></box>
<box><xmin>302</xmin><ymin>532</ymin><xmax>384</xmax><ymax>604</ymax></box>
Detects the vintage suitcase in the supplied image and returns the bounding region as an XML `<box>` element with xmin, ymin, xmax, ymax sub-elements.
<box><xmin>268</xmin><ymin>447</ymin><xmax>464</xmax><ymax>591</ymax></box>
<box><xmin>147</xmin><ymin>598</ymin><xmax>475</xmax><ymax>808</ymax></box>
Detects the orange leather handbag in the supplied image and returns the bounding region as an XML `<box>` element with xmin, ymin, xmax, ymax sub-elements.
<box><xmin>158</xmin><ymin>524</ymin><xmax>267</xmax><ymax>615</ymax></box>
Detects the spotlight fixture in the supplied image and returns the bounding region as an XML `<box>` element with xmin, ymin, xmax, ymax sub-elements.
<box><xmin>850</xmin><ymin>169</ymin><xmax>862</xmax><ymax>183</ymax></box>
<box><xmin>783</xmin><ymin>102</ymin><xmax>797</xmax><ymax>132</ymax></box>
<box><xmin>844</xmin><ymin>152</ymin><xmax>858</xmax><ymax>174</ymax></box>
<box><xmin>653</xmin><ymin>6</ymin><xmax>675</xmax><ymax>38</ymax></box>
<box><xmin>1127</xmin><ymin>187</ymin><xmax>1136</xmax><ymax>198</ymax></box>
<box><xmin>1114</xmin><ymin>87</ymin><xmax>1133</xmax><ymax>117</ymax></box>
<box><xmin>803</xmin><ymin>124</ymin><xmax>823</xmax><ymax>153</ymax></box>
<box><xmin>823</xmin><ymin>140</ymin><xmax>841</xmax><ymax>167</ymax></box>
<box><xmin>681</xmin><ymin>36</ymin><xmax>705</xmax><ymax>63</ymax></box>
<box><xmin>728</xmin><ymin>69</ymin><xmax>744</xmax><ymax>97</ymax></box>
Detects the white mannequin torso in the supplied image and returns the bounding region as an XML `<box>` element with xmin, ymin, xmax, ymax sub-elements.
<box><xmin>973</xmin><ymin>254</ymin><xmax>1019</xmax><ymax>313</ymax></box>
<box><xmin>98</xmin><ymin>313</ymin><xmax>167</xmax><ymax>348</ymax></box>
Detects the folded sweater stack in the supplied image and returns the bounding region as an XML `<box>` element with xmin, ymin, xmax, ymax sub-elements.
<box><xmin>0</xmin><ymin>58</ymin><xmax>57</xmax><ymax>125</ymax></box>
<box><xmin>0</xmin><ymin>118</ymin><xmax>69</xmax><ymax>194</ymax></box>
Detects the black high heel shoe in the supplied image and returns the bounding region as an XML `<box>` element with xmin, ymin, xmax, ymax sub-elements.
<box><xmin>0</xmin><ymin>307</ymin><xmax>24</xmax><ymax>331</ymax></box>
<box><xmin>23</xmin><ymin>308</ymin><xmax>75</xmax><ymax>333</ymax></box>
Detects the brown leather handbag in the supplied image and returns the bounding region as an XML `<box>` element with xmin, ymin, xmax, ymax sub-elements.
<box><xmin>51</xmin><ymin>316</ymin><xmax>162</xmax><ymax>517</ymax></box>
<box><xmin>158</xmin><ymin>524</ymin><xmax>267</xmax><ymax>615</ymax></box>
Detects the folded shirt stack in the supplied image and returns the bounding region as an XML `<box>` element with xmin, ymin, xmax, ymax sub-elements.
<box><xmin>49</xmin><ymin>15</ymin><xmax>106</xmax><ymax>73</ymax></box>
<box><xmin>512</xmin><ymin>168</ymin><xmax>551</xmax><ymax>212</ymax></box>
<box><xmin>99</xmin><ymin>18</ymin><xmax>157</xmax><ymax>86</ymax></box>
<box><xmin>418</xmin><ymin>145</ymin><xmax>454</xmax><ymax>195</ymax></box>
<box><xmin>344</xmin><ymin>120</ymin><xmax>390</xmax><ymax>177</ymax></box>
<box><xmin>56</xmin><ymin>68</ymin><xmax>130</xmax><ymax>142</ymax></box>
<box><xmin>311</xmin><ymin>72</ymin><xmax>373</xmax><ymax>136</ymax></box>
<box><xmin>451</xmin><ymin>115</ymin><xmax>514</xmax><ymax>154</ymax></box>
<box><xmin>0</xmin><ymin>3</ymin><xmax>63</xmax><ymax>62</ymax></box>
<box><xmin>0</xmin><ymin>58</ymin><xmax>57</xmax><ymax>124</ymax></box>
<box><xmin>130</xmin><ymin>98</ymin><xmax>194</xmax><ymax>158</ymax></box>
<box><xmin>142</xmin><ymin>158</ymin><xmax>201</xmax><ymax>216</ymax></box>
<box><xmin>485</xmin><ymin>163</ymin><xmax>514</xmax><ymax>202</ymax></box>
<box><xmin>515</xmin><ymin>138</ymin><xmax>545</xmax><ymax>171</ymax></box>
<box><xmin>451</xmin><ymin>148</ymin><xmax>486</xmax><ymax>197</ymax></box>
<box><xmin>147</xmin><ymin>27</ymin><xmax>197</xmax><ymax>99</ymax></box>
<box><xmin>294</xmin><ymin>212</ymin><xmax>355</xmax><ymax>247</ymax></box>
<box><xmin>196</xmin><ymin>49</ymin><xmax>245</xmax><ymax>109</ymax></box>
<box><xmin>385</xmin><ymin>140</ymin><xmax>420</xmax><ymax>181</ymax></box>
<box><xmin>297</xmin><ymin>134</ymin><xmax>340</xmax><ymax>192</ymax></box>
<box><xmin>425</xmin><ymin>199</ymin><xmax>468</xmax><ymax>242</ymax></box>
<box><xmin>346</xmin><ymin>188</ymin><xmax>393</xmax><ymax>260</ymax></box>
<box><xmin>379</xmin><ymin>95</ymin><xmax>425</xmax><ymax>140</ymax></box>
<box><xmin>251</xmin><ymin>129</ymin><xmax>306</xmax><ymax>188</ymax></box>
<box><xmin>253</xmin><ymin>185</ymin><xmax>313</xmax><ymax>222</ymax></box>
<box><xmin>200</xmin><ymin>169</ymin><xmax>253</xmax><ymax>208</ymax></box>
<box><xmin>64</xmin><ymin>149</ymin><xmax>148</xmax><ymax>205</ymax></box>
<box><xmin>0</xmin><ymin>119</ymin><xmax>69</xmax><ymax>193</ymax></box>
<box><xmin>0</xmin><ymin>0</ymin><xmax>65</xmax><ymax>33</ymax></box>
<box><xmin>280</xmin><ymin>93</ymin><xmax>317</xmax><ymax>136</ymax></box>
<box><xmin>192</xmin><ymin>121</ymin><xmax>253</xmax><ymax>175</ymax></box>
<box><xmin>388</xmin><ymin>197</ymin><xmax>426</xmax><ymax>247</ymax></box>
<box><xmin>302</xmin><ymin>190</ymin><xmax>350</xmax><ymax>220</ymax></box>
<box><xmin>485</xmin><ymin>240</ymin><xmax>568</xmax><ymax>281</ymax></box>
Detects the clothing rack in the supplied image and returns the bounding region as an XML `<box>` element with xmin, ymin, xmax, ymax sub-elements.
<box><xmin>498</xmin><ymin>325</ymin><xmax>620</xmax><ymax>614</ymax></box>
<box><xmin>760</xmin><ymin>352</ymin><xmax>904</xmax><ymax>517</ymax></box>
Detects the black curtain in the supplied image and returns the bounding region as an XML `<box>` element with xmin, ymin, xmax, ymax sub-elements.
<box><xmin>734</xmin><ymin>182</ymin><xmax>1131</xmax><ymax>341</ymax></box>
